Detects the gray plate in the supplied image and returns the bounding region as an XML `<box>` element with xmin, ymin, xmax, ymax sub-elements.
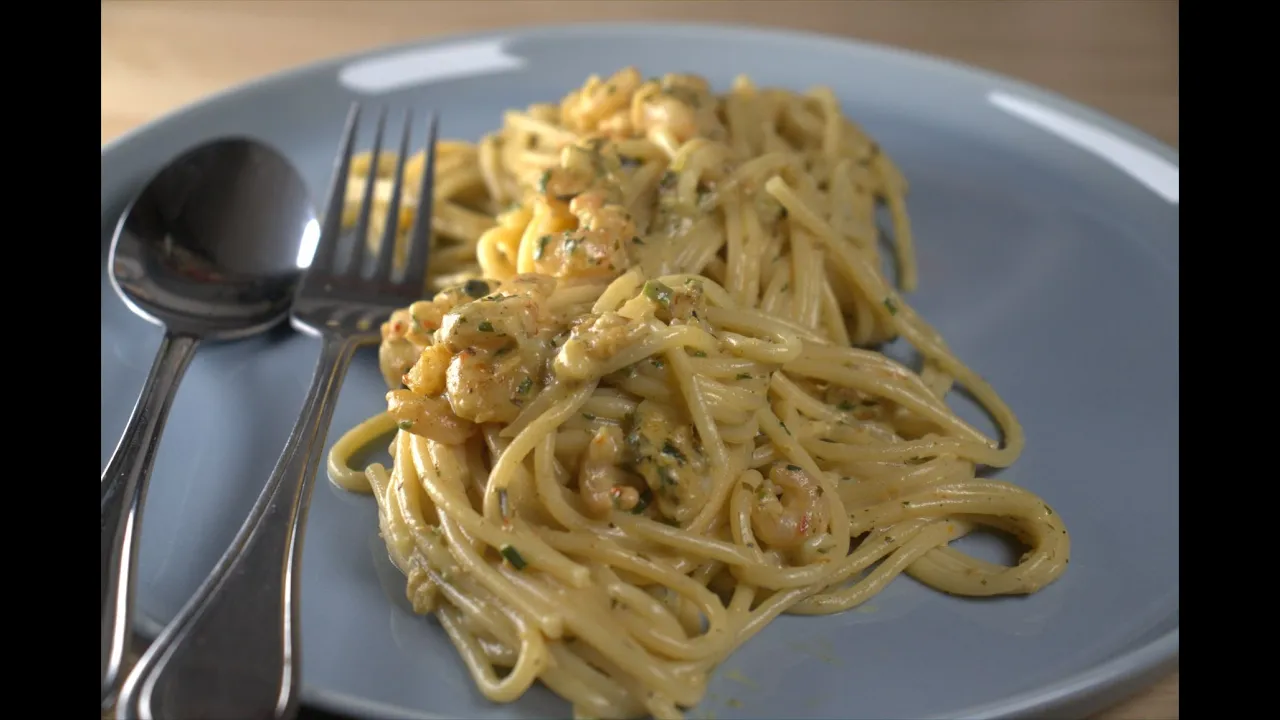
<box><xmin>100</xmin><ymin>23</ymin><xmax>1178</xmax><ymax>720</ymax></box>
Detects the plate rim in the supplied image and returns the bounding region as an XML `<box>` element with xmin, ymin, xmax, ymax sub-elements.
<box><xmin>102</xmin><ymin>20</ymin><xmax>1179</xmax><ymax>720</ymax></box>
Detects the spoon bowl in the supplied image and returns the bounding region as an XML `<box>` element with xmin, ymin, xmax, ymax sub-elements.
<box><xmin>101</xmin><ymin>137</ymin><xmax>314</xmax><ymax>708</ymax></box>
<box><xmin>110</xmin><ymin>138</ymin><xmax>316</xmax><ymax>337</ymax></box>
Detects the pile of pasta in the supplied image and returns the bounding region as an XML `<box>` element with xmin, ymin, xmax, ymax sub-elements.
<box><xmin>327</xmin><ymin>68</ymin><xmax>1070</xmax><ymax>720</ymax></box>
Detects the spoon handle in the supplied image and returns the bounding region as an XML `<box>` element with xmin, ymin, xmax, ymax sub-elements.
<box><xmin>102</xmin><ymin>331</ymin><xmax>202</xmax><ymax>707</ymax></box>
<box><xmin>117</xmin><ymin>333</ymin><xmax>362</xmax><ymax>720</ymax></box>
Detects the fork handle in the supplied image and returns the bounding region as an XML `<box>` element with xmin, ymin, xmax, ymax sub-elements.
<box><xmin>102</xmin><ymin>330</ymin><xmax>201</xmax><ymax>708</ymax></box>
<box><xmin>117</xmin><ymin>333</ymin><xmax>362</xmax><ymax>720</ymax></box>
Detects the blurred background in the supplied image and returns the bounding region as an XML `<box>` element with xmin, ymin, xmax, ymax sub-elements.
<box><xmin>100</xmin><ymin>1</ymin><xmax>1178</xmax><ymax>718</ymax></box>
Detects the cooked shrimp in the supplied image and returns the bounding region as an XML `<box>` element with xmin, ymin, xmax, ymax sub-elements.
<box><xmin>640</xmin><ymin>277</ymin><xmax>711</xmax><ymax>331</ymax></box>
<box><xmin>434</xmin><ymin>274</ymin><xmax>560</xmax><ymax>424</ymax></box>
<box><xmin>386</xmin><ymin>279</ymin><xmax>496</xmax><ymax>345</ymax></box>
<box><xmin>530</xmin><ymin>177</ymin><xmax>637</xmax><ymax>281</ymax></box>
<box><xmin>751</xmin><ymin>462</ymin><xmax>830</xmax><ymax>551</ymax></box>
<box><xmin>403</xmin><ymin>343</ymin><xmax>451</xmax><ymax>397</ymax></box>
<box><xmin>445</xmin><ymin>347</ymin><xmax>536</xmax><ymax>424</ymax></box>
<box><xmin>539</xmin><ymin>165</ymin><xmax>595</xmax><ymax>205</ymax></box>
<box><xmin>378</xmin><ymin>279</ymin><xmax>497</xmax><ymax>387</ymax></box>
<box><xmin>378</xmin><ymin>337</ymin><xmax>420</xmax><ymax>389</ymax></box>
<box><xmin>578</xmin><ymin>425</ymin><xmax>637</xmax><ymax>517</ymax></box>
<box><xmin>386</xmin><ymin>389</ymin><xmax>476</xmax><ymax>444</ymax></box>
<box><xmin>597</xmin><ymin>109</ymin><xmax>635</xmax><ymax>139</ymax></box>
<box><xmin>635</xmin><ymin>75</ymin><xmax>725</xmax><ymax>145</ymax></box>
<box><xmin>561</xmin><ymin>67</ymin><xmax>643</xmax><ymax>133</ymax></box>
<box><xmin>570</xmin><ymin>311</ymin><xmax>650</xmax><ymax>361</ymax></box>
<box><xmin>439</xmin><ymin>294</ymin><xmax>541</xmax><ymax>352</ymax></box>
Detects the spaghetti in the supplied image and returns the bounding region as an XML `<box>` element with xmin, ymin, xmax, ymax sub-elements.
<box><xmin>328</xmin><ymin>68</ymin><xmax>1069</xmax><ymax>720</ymax></box>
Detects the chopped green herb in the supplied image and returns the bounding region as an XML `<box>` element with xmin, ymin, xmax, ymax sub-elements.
<box><xmin>495</xmin><ymin>342</ymin><xmax>517</xmax><ymax>357</ymax></box>
<box><xmin>1044</xmin><ymin>504</ymin><xmax>1054</xmax><ymax>516</ymax></box>
<box><xmin>883</xmin><ymin>298</ymin><xmax>899</xmax><ymax>315</ymax></box>
<box><xmin>780</xmin><ymin>421</ymin><xmax>790</xmax><ymax>434</ymax></box>
<box><xmin>462</xmin><ymin>279</ymin><xmax>489</xmax><ymax>298</ymax></box>
<box><xmin>537</xmin><ymin>169</ymin><xmax>552</xmax><ymax>194</ymax></box>
<box><xmin>499</xmin><ymin>545</ymin><xmax>527</xmax><ymax>570</ymax></box>
<box><xmin>659</xmin><ymin>170</ymin><xmax>677</xmax><ymax>190</ymax></box>
<box><xmin>535</xmin><ymin>235</ymin><xmax>551</xmax><ymax>260</ymax></box>
<box><xmin>661</xmin><ymin>441</ymin><xmax>687</xmax><ymax>464</ymax></box>
<box><xmin>631</xmin><ymin>488</ymin><xmax>653</xmax><ymax>514</ymax></box>
<box><xmin>651</xmin><ymin>358</ymin><xmax>665</xmax><ymax>370</ymax></box>
<box><xmin>786</xmin><ymin>464</ymin><xmax>802</xmax><ymax>472</ymax></box>
<box><xmin>837</xmin><ymin>400</ymin><xmax>855</xmax><ymax>411</ymax></box>
<box><xmin>582</xmin><ymin>412</ymin><xmax>597</xmax><ymax>421</ymax></box>
<box><xmin>736</xmin><ymin>372</ymin><xmax>753</xmax><ymax>380</ymax></box>
<box><xmin>478</xmin><ymin>321</ymin><xmax>495</xmax><ymax>332</ymax></box>
<box><xmin>691</xmin><ymin>350</ymin><xmax>707</xmax><ymax>358</ymax></box>
<box><xmin>642</xmin><ymin>280</ymin><xmax>675</xmax><ymax>308</ymax></box>
<box><xmin>517</xmin><ymin>377</ymin><xmax>533</xmax><ymax>395</ymax></box>
<box><xmin>756</xmin><ymin>485</ymin><xmax>771</xmax><ymax>501</ymax></box>
<box><xmin>632</xmin><ymin>236</ymin><xmax>644</xmax><ymax>245</ymax></box>
<box><xmin>564</xmin><ymin>236</ymin><xmax>579</xmax><ymax>254</ymax></box>
<box><xmin>396</xmin><ymin>419</ymin><xmax>414</xmax><ymax>430</ymax></box>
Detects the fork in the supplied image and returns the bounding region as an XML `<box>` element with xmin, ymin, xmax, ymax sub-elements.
<box><xmin>115</xmin><ymin>103</ymin><xmax>438</xmax><ymax>720</ymax></box>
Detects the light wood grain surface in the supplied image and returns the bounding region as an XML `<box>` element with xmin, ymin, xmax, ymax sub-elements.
<box><xmin>101</xmin><ymin>1</ymin><xmax>1179</xmax><ymax>718</ymax></box>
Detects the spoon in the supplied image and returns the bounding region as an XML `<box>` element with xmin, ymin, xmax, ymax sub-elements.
<box><xmin>101</xmin><ymin>137</ymin><xmax>315</xmax><ymax>708</ymax></box>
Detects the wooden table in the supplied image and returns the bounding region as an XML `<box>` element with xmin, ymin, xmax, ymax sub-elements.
<box><xmin>101</xmin><ymin>2</ymin><xmax>1179</xmax><ymax>718</ymax></box>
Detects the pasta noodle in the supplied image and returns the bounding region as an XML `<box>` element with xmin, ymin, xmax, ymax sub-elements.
<box><xmin>328</xmin><ymin>68</ymin><xmax>1069</xmax><ymax>720</ymax></box>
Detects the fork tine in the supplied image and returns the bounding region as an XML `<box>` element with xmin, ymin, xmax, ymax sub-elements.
<box><xmin>310</xmin><ymin>103</ymin><xmax>361</xmax><ymax>274</ymax></box>
<box><xmin>402</xmin><ymin>111</ymin><xmax>439</xmax><ymax>295</ymax></box>
<box><xmin>372</xmin><ymin>108</ymin><xmax>414</xmax><ymax>283</ymax></box>
<box><xmin>347</xmin><ymin>106</ymin><xmax>388</xmax><ymax>277</ymax></box>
